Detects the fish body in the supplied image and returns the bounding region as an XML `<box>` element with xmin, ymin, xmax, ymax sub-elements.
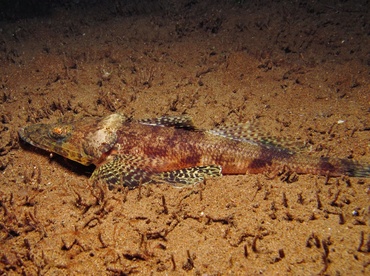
<box><xmin>19</xmin><ymin>114</ymin><xmax>370</xmax><ymax>188</ymax></box>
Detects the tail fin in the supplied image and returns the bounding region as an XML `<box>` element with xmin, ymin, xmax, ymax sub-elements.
<box><xmin>340</xmin><ymin>159</ymin><xmax>370</xmax><ymax>178</ymax></box>
<box><xmin>298</xmin><ymin>156</ymin><xmax>370</xmax><ymax>178</ymax></box>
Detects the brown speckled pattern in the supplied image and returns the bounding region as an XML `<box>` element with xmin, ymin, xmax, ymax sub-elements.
<box><xmin>19</xmin><ymin>114</ymin><xmax>370</xmax><ymax>188</ymax></box>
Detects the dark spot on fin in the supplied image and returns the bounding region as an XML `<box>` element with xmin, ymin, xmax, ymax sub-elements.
<box><xmin>139</xmin><ymin>116</ymin><xmax>196</xmax><ymax>130</ymax></box>
<box><xmin>153</xmin><ymin>165</ymin><xmax>222</xmax><ymax>186</ymax></box>
<box><xmin>91</xmin><ymin>155</ymin><xmax>153</xmax><ymax>189</ymax></box>
<box><xmin>208</xmin><ymin>122</ymin><xmax>305</xmax><ymax>153</ymax></box>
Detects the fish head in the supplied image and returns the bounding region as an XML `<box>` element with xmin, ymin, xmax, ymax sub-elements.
<box><xmin>19</xmin><ymin>113</ymin><xmax>126</xmax><ymax>166</ymax></box>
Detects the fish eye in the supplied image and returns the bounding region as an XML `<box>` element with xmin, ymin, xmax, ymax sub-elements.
<box><xmin>48</xmin><ymin>124</ymin><xmax>72</xmax><ymax>139</ymax></box>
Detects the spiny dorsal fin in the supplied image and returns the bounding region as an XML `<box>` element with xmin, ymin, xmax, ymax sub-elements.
<box><xmin>208</xmin><ymin>122</ymin><xmax>306</xmax><ymax>153</ymax></box>
<box><xmin>139</xmin><ymin>116</ymin><xmax>196</xmax><ymax>130</ymax></box>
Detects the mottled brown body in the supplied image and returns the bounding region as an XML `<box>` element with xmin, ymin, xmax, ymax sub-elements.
<box><xmin>19</xmin><ymin>114</ymin><xmax>370</xmax><ymax>188</ymax></box>
<box><xmin>110</xmin><ymin>122</ymin><xmax>365</xmax><ymax>177</ymax></box>
<box><xmin>110</xmin><ymin>123</ymin><xmax>281</xmax><ymax>174</ymax></box>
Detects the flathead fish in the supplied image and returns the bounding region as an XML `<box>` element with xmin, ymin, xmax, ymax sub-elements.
<box><xmin>18</xmin><ymin>114</ymin><xmax>370</xmax><ymax>189</ymax></box>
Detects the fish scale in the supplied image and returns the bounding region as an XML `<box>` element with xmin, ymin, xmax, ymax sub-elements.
<box><xmin>18</xmin><ymin>113</ymin><xmax>370</xmax><ymax>189</ymax></box>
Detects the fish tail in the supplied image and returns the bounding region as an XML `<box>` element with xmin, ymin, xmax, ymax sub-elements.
<box><xmin>341</xmin><ymin>160</ymin><xmax>370</xmax><ymax>178</ymax></box>
<box><xmin>291</xmin><ymin>155</ymin><xmax>370</xmax><ymax>178</ymax></box>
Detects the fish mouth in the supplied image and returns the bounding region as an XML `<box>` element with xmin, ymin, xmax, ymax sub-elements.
<box><xmin>18</xmin><ymin>125</ymin><xmax>53</xmax><ymax>151</ymax></box>
<box><xmin>18</xmin><ymin>127</ymin><xmax>25</xmax><ymax>138</ymax></box>
<box><xmin>18</xmin><ymin>127</ymin><xmax>35</xmax><ymax>146</ymax></box>
<box><xmin>18</xmin><ymin>125</ymin><xmax>94</xmax><ymax>166</ymax></box>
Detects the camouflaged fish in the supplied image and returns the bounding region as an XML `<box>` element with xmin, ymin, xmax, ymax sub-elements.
<box><xmin>18</xmin><ymin>114</ymin><xmax>370</xmax><ymax>189</ymax></box>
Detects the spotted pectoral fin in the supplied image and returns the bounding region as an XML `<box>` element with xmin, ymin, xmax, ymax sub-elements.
<box><xmin>91</xmin><ymin>155</ymin><xmax>154</xmax><ymax>189</ymax></box>
<box><xmin>91</xmin><ymin>155</ymin><xmax>222</xmax><ymax>189</ymax></box>
<box><xmin>152</xmin><ymin>165</ymin><xmax>222</xmax><ymax>186</ymax></box>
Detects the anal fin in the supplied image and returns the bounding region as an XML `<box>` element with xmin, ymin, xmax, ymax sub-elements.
<box><xmin>152</xmin><ymin>165</ymin><xmax>222</xmax><ymax>186</ymax></box>
<box><xmin>92</xmin><ymin>155</ymin><xmax>222</xmax><ymax>189</ymax></box>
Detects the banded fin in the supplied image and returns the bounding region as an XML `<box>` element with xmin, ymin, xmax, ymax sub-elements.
<box><xmin>208</xmin><ymin>122</ymin><xmax>305</xmax><ymax>153</ymax></box>
<box><xmin>91</xmin><ymin>155</ymin><xmax>153</xmax><ymax>189</ymax></box>
<box><xmin>152</xmin><ymin>165</ymin><xmax>222</xmax><ymax>186</ymax></box>
<box><xmin>139</xmin><ymin>116</ymin><xmax>196</xmax><ymax>130</ymax></box>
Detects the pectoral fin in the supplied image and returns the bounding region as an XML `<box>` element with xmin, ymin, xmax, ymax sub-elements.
<box><xmin>91</xmin><ymin>154</ymin><xmax>222</xmax><ymax>189</ymax></box>
<box><xmin>91</xmin><ymin>155</ymin><xmax>154</xmax><ymax>189</ymax></box>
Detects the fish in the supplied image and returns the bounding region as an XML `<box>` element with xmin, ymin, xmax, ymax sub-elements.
<box><xmin>18</xmin><ymin>113</ymin><xmax>370</xmax><ymax>189</ymax></box>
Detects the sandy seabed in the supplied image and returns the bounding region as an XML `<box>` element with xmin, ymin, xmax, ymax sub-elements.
<box><xmin>0</xmin><ymin>0</ymin><xmax>369</xmax><ymax>275</ymax></box>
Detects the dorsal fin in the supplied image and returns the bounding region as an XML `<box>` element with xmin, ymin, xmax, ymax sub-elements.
<box><xmin>208</xmin><ymin>122</ymin><xmax>306</xmax><ymax>153</ymax></box>
<box><xmin>139</xmin><ymin>116</ymin><xmax>196</xmax><ymax>130</ymax></box>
